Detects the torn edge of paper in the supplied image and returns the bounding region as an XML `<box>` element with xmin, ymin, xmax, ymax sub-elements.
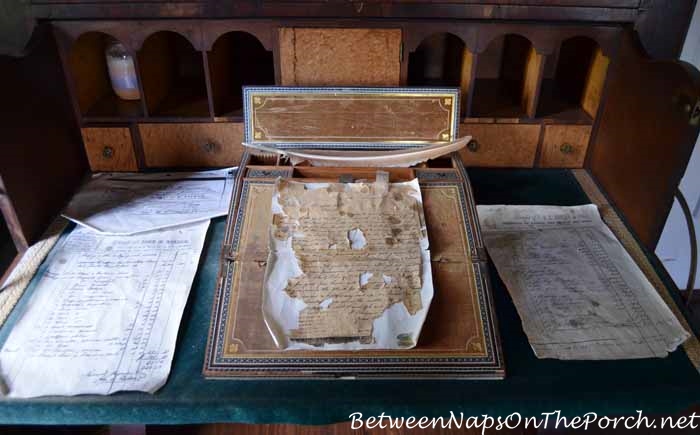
<box><xmin>261</xmin><ymin>175</ymin><xmax>433</xmax><ymax>350</ymax></box>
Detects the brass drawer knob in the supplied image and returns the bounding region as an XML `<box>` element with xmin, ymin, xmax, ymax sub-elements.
<box><xmin>102</xmin><ymin>146</ymin><xmax>114</xmax><ymax>159</ymax></box>
<box><xmin>560</xmin><ymin>143</ymin><xmax>574</xmax><ymax>154</ymax></box>
<box><xmin>202</xmin><ymin>142</ymin><xmax>217</xmax><ymax>153</ymax></box>
<box><xmin>467</xmin><ymin>139</ymin><xmax>479</xmax><ymax>153</ymax></box>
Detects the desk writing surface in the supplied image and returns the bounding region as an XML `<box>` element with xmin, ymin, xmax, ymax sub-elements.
<box><xmin>0</xmin><ymin>169</ymin><xmax>698</xmax><ymax>425</ymax></box>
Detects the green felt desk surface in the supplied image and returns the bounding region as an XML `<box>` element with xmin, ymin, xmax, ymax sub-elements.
<box><xmin>0</xmin><ymin>169</ymin><xmax>698</xmax><ymax>425</ymax></box>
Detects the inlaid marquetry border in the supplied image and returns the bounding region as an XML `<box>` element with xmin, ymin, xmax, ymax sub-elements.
<box><xmin>204</xmin><ymin>178</ymin><xmax>505</xmax><ymax>378</ymax></box>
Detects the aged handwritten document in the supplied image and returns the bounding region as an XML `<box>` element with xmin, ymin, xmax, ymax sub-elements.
<box><xmin>62</xmin><ymin>168</ymin><xmax>235</xmax><ymax>235</ymax></box>
<box><xmin>478</xmin><ymin>204</ymin><xmax>689</xmax><ymax>360</ymax></box>
<box><xmin>263</xmin><ymin>175</ymin><xmax>433</xmax><ymax>350</ymax></box>
<box><xmin>0</xmin><ymin>221</ymin><xmax>209</xmax><ymax>397</ymax></box>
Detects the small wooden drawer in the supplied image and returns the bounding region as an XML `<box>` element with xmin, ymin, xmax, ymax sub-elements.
<box><xmin>540</xmin><ymin>125</ymin><xmax>592</xmax><ymax>168</ymax></box>
<box><xmin>139</xmin><ymin>123</ymin><xmax>244</xmax><ymax>168</ymax></box>
<box><xmin>459</xmin><ymin>123</ymin><xmax>540</xmax><ymax>168</ymax></box>
<box><xmin>81</xmin><ymin>127</ymin><xmax>138</xmax><ymax>172</ymax></box>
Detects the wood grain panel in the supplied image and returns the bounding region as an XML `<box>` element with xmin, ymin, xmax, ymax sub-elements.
<box><xmin>588</xmin><ymin>30</ymin><xmax>700</xmax><ymax>248</ymax></box>
<box><xmin>582</xmin><ymin>46</ymin><xmax>610</xmax><ymax>118</ymax></box>
<box><xmin>139</xmin><ymin>122</ymin><xmax>244</xmax><ymax>168</ymax></box>
<box><xmin>279</xmin><ymin>28</ymin><xmax>401</xmax><ymax>86</ymax></box>
<box><xmin>540</xmin><ymin>124</ymin><xmax>591</xmax><ymax>168</ymax></box>
<box><xmin>82</xmin><ymin>127</ymin><xmax>138</xmax><ymax>172</ymax></box>
<box><xmin>459</xmin><ymin>48</ymin><xmax>476</xmax><ymax>116</ymax></box>
<box><xmin>459</xmin><ymin>123</ymin><xmax>539</xmax><ymax>167</ymax></box>
<box><xmin>249</xmin><ymin>91</ymin><xmax>456</xmax><ymax>144</ymax></box>
<box><xmin>521</xmin><ymin>46</ymin><xmax>544</xmax><ymax>118</ymax></box>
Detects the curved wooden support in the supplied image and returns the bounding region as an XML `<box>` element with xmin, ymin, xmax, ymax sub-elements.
<box><xmin>588</xmin><ymin>29</ymin><xmax>700</xmax><ymax>249</ymax></box>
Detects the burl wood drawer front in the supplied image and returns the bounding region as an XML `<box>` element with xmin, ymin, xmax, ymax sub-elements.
<box><xmin>279</xmin><ymin>28</ymin><xmax>401</xmax><ymax>86</ymax></box>
<box><xmin>139</xmin><ymin>123</ymin><xmax>244</xmax><ymax>168</ymax></box>
<box><xmin>81</xmin><ymin>127</ymin><xmax>138</xmax><ymax>172</ymax></box>
<box><xmin>459</xmin><ymin>123</ymin><xmax>540</xmax><ymax>168</ymax></box>
<box><xmin>540</xmin><ymin>125</ymin><xmax>592</xmax><ymax>168</ymax></box>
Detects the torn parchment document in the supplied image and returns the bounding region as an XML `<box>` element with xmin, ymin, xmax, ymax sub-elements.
<box><xmin>62</xmin><ymin>168</ymin><xmax>235</xmax><ymax>235</ymax></box>
<box><xmin>0</xmin><ymin>221</ymin><xmax>209</xmax><ymax>397</ymax></box>
<box><xmin>262</xmin><ymin>175</ymin><xmax>433</xmax><ymax>350</ymax></box>
<box><xmin>478</xmin><ymin>204</ymin><xmax>689</xmax><ymax>360</ymax></box>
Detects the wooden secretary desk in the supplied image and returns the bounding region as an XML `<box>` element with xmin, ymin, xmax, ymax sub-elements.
<box><xmin>1</xmin><ymin>0</ymin><xmax>700</xmax><ymax>430</ymax></box>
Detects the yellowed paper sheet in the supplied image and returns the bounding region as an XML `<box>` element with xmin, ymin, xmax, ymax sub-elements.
<box><xmin>478</xmin><ymin>204</ymin><xmax>689</xmax><ymax>360</ymax></box>
<box><xmin>0</xmin><ymin>221</ymin><xmax>209</xmax><ymax>397</ymax></box>
<box><xmin>262</xmin><ymin>176</ymin><xmax>433</xmax><ymax>350</ymax></box>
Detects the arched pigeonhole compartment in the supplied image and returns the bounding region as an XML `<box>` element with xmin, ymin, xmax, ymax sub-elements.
<box><xmin>471</xmin><ymin>33</ymin><xmax>541</xmax><ymax>118</ymax></box>
<box><xmin>537</xmin><ymin>36</ymin><xmax>610</xmax><ymax>121</ymax></box>
<box><xmin>68</xmin><ymin>31</ymin><xmax>143</xmax><ymax>118</ymax></box>
<box><xmin>207</xmin><ymin>31</ymin><xmax>275</xmax><ymax>117</ymax></box>
<box><xmin>137</xmin><ymin>31</ymin><xmax>209</xmax><ymax>117</ymax></box>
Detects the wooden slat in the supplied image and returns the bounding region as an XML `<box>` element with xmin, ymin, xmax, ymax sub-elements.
<box><xmin>521</xmin><ymin>46</ymin><xmax>545</xmax><ymax>118</ymax></box>
<box><xmin>459</xmin><ymin>48</ymin><xmax>477</xmax><ymax>117</ymax></box>
<box><xmin>581</xmin><ymin>46</ymin><xmax>610</xmax><ymax>118</ymax></box>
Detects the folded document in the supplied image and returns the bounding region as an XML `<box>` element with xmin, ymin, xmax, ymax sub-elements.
<box><xmin>62</xmin><ymin>168</ymin><xmax>236</xmax><ymax>235</ymax></box>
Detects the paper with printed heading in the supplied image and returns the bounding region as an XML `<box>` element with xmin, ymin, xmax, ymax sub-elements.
<box><xmin>62</xmin><ymin>168</ymin><xmax>235</xmax><ymax>235</ymax></box>
<box><xmin>0</xmin><ymin>221</ymin><xmax>209</xmax><ymax>397</ymax></box>
<box><xmin>478</xmin><ymin>204</ymin><xmax>689</xmax><ymax>360</ymax></box>
<box><xmin>262</xmin><ymin>174</ymin><xmax>434</xmax><ymax>350</ymax></box>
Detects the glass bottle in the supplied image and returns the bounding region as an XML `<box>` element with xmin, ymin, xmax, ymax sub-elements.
<box><xmin>105</xmin><ymin>39</ymin><xmax>140</xmax><ymax>100</ymax></box>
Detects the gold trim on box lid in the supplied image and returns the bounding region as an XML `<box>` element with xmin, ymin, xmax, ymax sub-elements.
<box><xmin>243</xmin><ymin>87</ymin><xmax>460</xmax><ymax>149</ymax></box>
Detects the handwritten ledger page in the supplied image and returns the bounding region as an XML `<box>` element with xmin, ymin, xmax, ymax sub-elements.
<box><xmin>0</xmin><ymin>221</ymin><xmax>209</xmax><ymax>397</ymax></box>
<box><xmin>478</xmin><ymin>204</ymin><xmax>689</xmax><ymax>360</ymax></box>
<box><xmin>262</xmin><ymin>175</ymin><xmax>434</xmax><ymax>350</ymax></box>
<box><xmin>63</xmin><ymin>169</ymin><xmax>235</xmax><ymax>235</ymax></box>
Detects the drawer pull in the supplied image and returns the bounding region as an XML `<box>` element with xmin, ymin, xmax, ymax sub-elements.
<box><xmin>467</xmin><ymin>139</ymin><xmax>480</xmax><ymax>153</ymax></box>
<box><xmin>560</xmin><ymin>143</ymin><xmax>574</xmax><ymax>154</ymax></box>
<box><xmin>102</xmin><ymin>146</ymin><xmax>114</xmax><ymax>159</ymax></box>
<box><xmin>202</xmin><ymin>142</ymin><xmax>217</xmax><ymax>154</ymax></box>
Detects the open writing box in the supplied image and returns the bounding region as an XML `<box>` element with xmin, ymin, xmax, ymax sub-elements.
<box><xmin>203</xmin><ymin>87</ymin><xmax>505</xmax><ymax>379</ymax></box>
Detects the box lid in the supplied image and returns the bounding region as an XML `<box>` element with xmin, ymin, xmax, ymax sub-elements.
<box><xmin>243</xmin><ymin>87</ymin><xmax>459</xmax><ymax>150</ymax></box>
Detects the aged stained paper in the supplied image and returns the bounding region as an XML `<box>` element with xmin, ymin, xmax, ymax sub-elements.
<box><xmin>62</xmin><ymin>168</ymin><xmax>235</xmax><ymax>235</ymax></box>
<box><xmin>478</xmin><ymin>204</ymin><xmax>689</xmax><ymax>360</ymax></box>
<box><xmin>0</xmin><ymin>221</ymin><xmax>209</xmax><ymax>397</ymax></box>
<box><xmin>262</xmin><ymin>176</ymin><xmax>433</xmax><ymax>350</ymax></box>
